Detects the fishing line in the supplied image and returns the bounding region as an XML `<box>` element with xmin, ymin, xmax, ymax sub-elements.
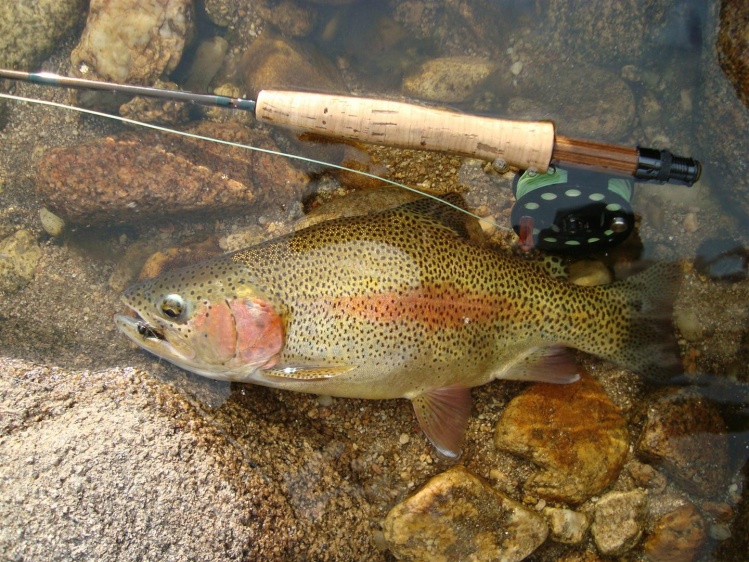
<box><xmin>0</xmin><ymin>92</ymin><xmax>507</xmax><ymax>232</ymax></box>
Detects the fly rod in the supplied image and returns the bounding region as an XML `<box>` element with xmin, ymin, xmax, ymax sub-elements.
<box><xmin>0</xmin><ymin>69</ymin><xmax>701</xmax><ymax>185</ymax></box>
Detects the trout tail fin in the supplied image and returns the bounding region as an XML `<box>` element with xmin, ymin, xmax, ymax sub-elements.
<box><xmin>602</xmin><ymin>262</ymin><xmax>684</xmax><ymax>382</ymax></box>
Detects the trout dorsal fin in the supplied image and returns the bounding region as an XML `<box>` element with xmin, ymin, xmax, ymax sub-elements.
<box><xmin>395</xmin><ymin>193</ymin><xmax>481</xmax><ymax>241</ymax></box>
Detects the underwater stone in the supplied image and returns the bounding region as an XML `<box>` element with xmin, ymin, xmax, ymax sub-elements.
<box><xmin>542</xmin><ymin>506</ymin><xmax>590</xmax><ymax>544</ymax></box>
<box><xmin>402</xmin><ymin>56</ymin><xmax>498</xmax><ymax>103</ymax></box>
<box><xmin>383</xmin><ymin>465</ymin><xmax>548</xmax><ymax>562</ymax></box>
<box><xmin>0</xmin><ymin>0</ymin><xmax>84</xmax><ymax>70</ymax></box>
<box><xmin>590</xmin><ymin>490</ymin><xmax>648</xmax><ymax>556</ymax></box>
<box><xmin>0</xmin><ymin>230</ymin><xmax>42</xmax><ymax>293</ymax></box>
<box><xmin>35</xmin><ymin>122</ymin><xmax>308</xmax><ymax>226</ymax></box>
<box><xmin>241</xmin><ymin>36</ymin><xmax>347</xmax><ymax>100</ymax></box>
<box><xmin>494</xmin><ymin>372</ymin><xmax>629</xmax><ymax>505</ymax></box>
<box><xmin>71</xmin><ymin>0</ymin><xmax>194</xmax><ymax>85</ymax></box>
<box><xmin>642</xmin><ymin>503</ymin><xmax>706</xmax><ymax>562</ymax></box>
<box><xmin>635</xmin><ymin>388</ymin><xmax>729</xmax><ymax>498</ymax></box>
<box><xmin>718</xmin><ymin>0</ymin><xmax>749</xmax><ymax>109</ymax></box>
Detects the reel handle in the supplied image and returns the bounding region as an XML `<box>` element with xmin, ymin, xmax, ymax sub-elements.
<box><xmin>255</xmin><ymin>90</ymin><xmax>556</xmax><ymax>172</ymax></box>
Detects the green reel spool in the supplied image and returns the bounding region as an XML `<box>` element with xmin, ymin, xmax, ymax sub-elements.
<box><xmin>511</xmin><ymin>167</ymin><xmax>635</xmax><ymax>254</ymax></box>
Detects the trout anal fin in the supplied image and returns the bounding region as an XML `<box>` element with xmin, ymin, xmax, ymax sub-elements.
<box><xmin>411</xmin><ymin>385</ymin><xmax>472</xmax><ymax>460</ymax></box>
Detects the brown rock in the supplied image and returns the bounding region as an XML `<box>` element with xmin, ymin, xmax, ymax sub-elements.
<box><xmin>635</xmin><ymin>388</ymin><xmax>729</xmax><ymax>498</ymax></box>
<box><xmin>643</xmin><ymin>503</ymin><xmax>706</xmax><ymax>562</ymax></box>
<box><xmin>494</xmin><ymin>372</ymin><xmax>629</xmax><ymax>504</ymax></box>
<box><xmin>718</xmin><ymin>0</ymin><xmax>749</xmax><ymax>108</ymax></box>
<box><xmin>383</xmin><ymin>465</ymin><xmax>548</xmax><ymax>561</ymax></box>
<box><xmin>241</xmin><ymin>36</ymin><xmax>346</xmax><ymax>99</ymax></box>
<box><xmin>35</xmin><ymin>122</ymin><xmax>309</xmax><ymax>226</ymax></box>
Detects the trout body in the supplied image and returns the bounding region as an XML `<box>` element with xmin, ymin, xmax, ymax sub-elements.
<box><xmin>116</xmin><ymin>196</ymin><xmax>679</xmax><ymax>457</ymax></box>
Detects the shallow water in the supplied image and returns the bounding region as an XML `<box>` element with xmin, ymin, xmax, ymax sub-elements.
<box><xmin>1</xmin><ymin>0</ymin><xmax>748</xmax><ymax>560</ymax></box>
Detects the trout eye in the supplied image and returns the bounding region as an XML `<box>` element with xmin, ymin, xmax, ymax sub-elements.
<box><xmin>160</xmin><ymin>294</ymin><xmax>185</xmax><ymax>319</ymax></box>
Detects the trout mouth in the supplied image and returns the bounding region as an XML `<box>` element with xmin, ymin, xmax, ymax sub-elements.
<box><xmin>135</xmin><ymin>319</ymin><xmax>165</xmax><ymax>341</ymax></box>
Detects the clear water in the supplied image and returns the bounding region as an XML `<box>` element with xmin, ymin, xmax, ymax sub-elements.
<box><xmin>0</xmin><ymin>1</ymin><xmax>747</xmax><ymax>560</ymax></box>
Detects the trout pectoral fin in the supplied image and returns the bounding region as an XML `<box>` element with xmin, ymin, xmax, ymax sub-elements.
<box><xmin>411</xmin><ymin>385</ymin><xmax>472</xmax><ymax>461</ymax></box>
<box><xmin>497</xmin><ymin>346</ymin><xmax>580</xmax><ymax>384</ymax></box>
<box><xmin>262</xmin><ymin>364</ymin><xmax>355</xmax><ymax>381</ymax></box>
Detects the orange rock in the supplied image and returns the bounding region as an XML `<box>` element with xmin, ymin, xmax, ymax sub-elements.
<box><xmin>494</xmin><ymin>372</ymin><xmax>628</xmax><ymax>504</ymax></box>
<box><xmin>642</xmin><ymin>503</ymin><xmax>706</xmax><ymax>562</ymax></box>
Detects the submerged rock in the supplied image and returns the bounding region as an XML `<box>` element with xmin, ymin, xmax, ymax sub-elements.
<box><xmin>0</xmin><ymin>0</ymin><xmax>84</xmax><ymax>70</ymax></box>
<box><xmin>71</xmin><ymin>0</ymin><xmax>194</xmax><ymax>84</ymax></box>
<box><xmin>590</xmin><ymin>490</ymin><xmax>648</xmax><ymax>556</ymax></box>
<box><xmin>0</xmin><ymin>230</ymin><xmax>42</xmax><ymax>293</ymax></box>
<box><xmin>494</xmin><ymin>372</ymin><xmax>629</xmax><ymax>504</ymax></box>
<box><xmin>35</xmin><ymin>122</ymin><xmax>309</xmax><ymax>226</ymax></box>
<box><xmin>542</xmin><ymin>506</ymin><xmax>590</xmax><ymax>544</ymax></box>
<box><xmin>635</xmin><ymin>388</ymin><xmax>729</xmax><ymax>498</ymax></box>
<box><xmin>402</xmin><ymin>56</ymin><xmax>497</xmax><ymax>103</ymax></box>
<box><xmin>383</xmin><ymin>465</ymin><xmax>548</xmax><ymax>561</ymax></box>
<box><xmin>718</xmin><ymin>0</ymin><xmax>749</xmax><ymax>108</ymax></box>
<box><xmin>241</xmin><ymin>35</ymin><xmax>346</xmax><ymax>99</ymax></box>
<box><xmin>642</xmin><ymin>502</ymin><xmax>706</xmax><ymax>562</ymax></box>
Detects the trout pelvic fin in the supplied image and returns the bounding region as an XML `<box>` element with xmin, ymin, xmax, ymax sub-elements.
<box><xmin>411</xmin><ymin>385</ymin><xmax>472</xmax><ymax>460</ymax></box>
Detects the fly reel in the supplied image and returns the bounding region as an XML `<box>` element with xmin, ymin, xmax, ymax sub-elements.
<box><xmin>511</xmin><ymin>167</ymin><xmax>635</xmax><ymax>254</ymax></box>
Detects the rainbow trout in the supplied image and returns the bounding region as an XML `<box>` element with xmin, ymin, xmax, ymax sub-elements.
<box><xmin>115</xmin><ymin>196</ymin><xmax>680</xmax><ymax>458</ymax></box>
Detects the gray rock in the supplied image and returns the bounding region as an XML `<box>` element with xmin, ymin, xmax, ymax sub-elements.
<box><xmin>0</xmin><ymin>359</ymin><xmax>298</xmax><ymax>561</ymax></box>
<box><xmin>0</xmin><ymin>230</ymin><xmax>42</xmax><ymax>293</ymax></box>
<box><xmin>542</xmin><ymin>507</ymin><xmax>590</xmax><ymax>544</ymax></box>
<box><xmin>591</xmin><ymin>490</ymin><xmax>648</xmax><ymax>556</ymax></box>
<box><xmin>383</xmin><ymin>465</ymin><xmax>548</xmax><ymax>561</ymax></box>
<box><xmin>0</xmin><ymin>0</ymin><xmax>84</xmax><ymax>70</ymax></box>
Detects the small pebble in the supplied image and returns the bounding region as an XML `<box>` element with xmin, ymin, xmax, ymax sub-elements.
<box><xmin>510</xmin><ymin>61</ymin><xmax>524</xmax><ymax>75</ymax></box>
<box><xmin>39</xmin><ymin>207</ymin><xmax>65</xmax><ymax>237</ymax></box>
<box><xmin>399</xmin><ymin>433</ymin><xmax>410</xmax><ymax>445</ymax></box>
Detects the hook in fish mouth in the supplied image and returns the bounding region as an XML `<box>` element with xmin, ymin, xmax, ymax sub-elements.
<box><xmin>136</xmin><ymin>319</ymin><xmax>164</xmax><ymax>341</ymax></box>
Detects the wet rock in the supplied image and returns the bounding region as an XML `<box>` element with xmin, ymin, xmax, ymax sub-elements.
<box><xmin>590</xmin><ymin>490</ymin><xmax>648</xmax><ymax>556</ymax></box>
<box><xmin>383</xmin><ymin>465</ymin><xmax>548</xmax><ymax>561</ymax></box>
<box><xmin>717</xmin><ymin>458</ymin><xmax>749</xmax><ymax>560</ymax></box>
<box><xmin>256</xmin><ymin>0</ymin><xmax>317</xmax><ymax>38</ymax></box>
<box><xmin>35</xmin><ymin>122</ymin><xmax>309</xmax><ymax>226</ymax></box>
<box><xmin>509</xmin><ymin>64</ymin><xmax>636</xmax><ymax>140</ymax></box>
<box><xmin>39</xmin><ymin>208</ymin><xmax>66</xmax><ymax>237</ymax></box>
<box><xmin>0</xmin><ymin>359</ymin><xmax>298</xmax><ymax>560</ymax></box>
<box><xmin>71</xmin><ymin>0</ymin><xmax>194</xmax><ymax>84</ymax></box>
<box><xmin>635</xmin><ymin>388</ymin><xmax>729</xmax><ymax>498</ymax></box>
<box><xmin>642</xmin><ymin>503</ymin><xmax>706</xmax><ymax>562</ymax></box>
<box><xmin>494</xmin><ymin>372</ymin><xmax>629</xmax><ymax>504</ymax></box>
<box><xmin>718</xmin><ymin>0</ymin><xmax>749</xmax><ymax>108</ymax></box>
<box><xmin>0</xmin><ymin>230</ymin><xmax>42</xmax><ymax>293</ymax></box>
<box><xmin>543</xmin><ymin>0</ymin><xmax>678</xmax><ymax>65</ymax></box>
<box><xmin>542</xmin><ymin>506</ymin><xmax>590</xmax><ymax>544</ymax></box>
<box><xmin>119</xmin><ymin>80</ymin><xmax>191</xmax><ymax>125</ymax></box>
<box><xmin>402</xmin><ymin>56</ymin><xmax>498</xmax><ymax>103</ymax></box>
<box><xmin>696</xmin><ymin>2</ymin><xmax>749</xmax><ymax>223</ymax></box>
<box><xmin>183</xmin><ymin>37</ymin><xmax>229</xmax><ymax>92</ymax></box>
<box><xmin>241</xmin><ymin>35</ymin><xmax>346</xmax><ymax>99</ymax></box>
<box><xmin>0</xmin><ymin>0</ymin><xmax>84</xmax><ymax>70</ymax></box>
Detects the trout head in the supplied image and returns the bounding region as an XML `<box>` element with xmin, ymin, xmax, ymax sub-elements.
<box><xmin>114</xmin><ymin>259</ymin><xmax>284</xmax><ymax>381</ymax></box>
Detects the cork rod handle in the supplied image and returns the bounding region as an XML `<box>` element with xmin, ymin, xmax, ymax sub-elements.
<box><xmin>255</xmin><ymin>90</ymin><xmax>556</xmax><ymax>173</ymax></box>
